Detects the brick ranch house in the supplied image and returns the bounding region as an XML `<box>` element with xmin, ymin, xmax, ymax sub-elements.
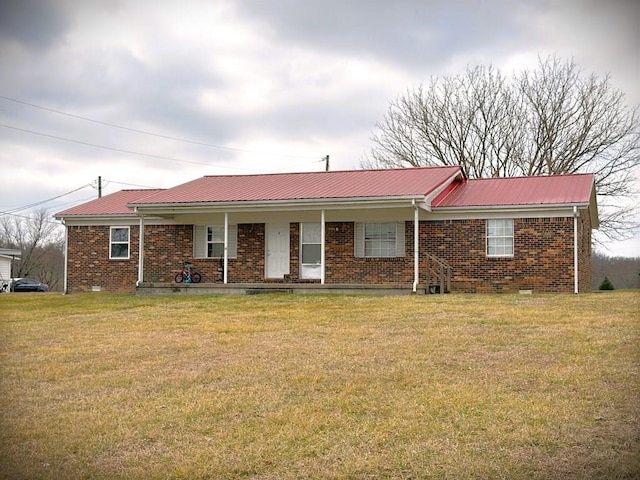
<box><xmin>54</xmin><ymin>166</ymin><xmax>598</xmax><ymax>294</ymax></box>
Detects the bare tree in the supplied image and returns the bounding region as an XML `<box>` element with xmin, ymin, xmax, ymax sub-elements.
<box><xmin>0</xmin><ymin>208</ymin><xmax>64</xmax><ymax>282</ymax></box>
<box><xmin>363</xmin><ymin>56</ymin><xmax>640</xmax><ymax>240</ymax></box>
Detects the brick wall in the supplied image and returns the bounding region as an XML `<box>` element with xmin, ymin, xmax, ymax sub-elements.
<box><xmin>66</xmin><ymin>214</ymin><xmax>593</xmax><ymax>293</ymax></box>
<box><xmin>421</xmin><ymin>217</ymin><xmax>588</xmax><ymax>293</ymax></box>
<box><xmin>143</xmin><ymin>223</ymin><xmax>266</xmax><ymax>284</ymax></box>
<box><xmin>66</xmin><ymin>225</ymin><xmax>139</xmax><ymax>293</ymax></box>
<box><xmin>232</xmin><ymin>223</ymin><xmax>265</xmax><ymax>282</ymax></box>
<box><xmin>143</xmin><ymin>225</ymin><xmax>192</xmax><ymax>282</ymax></box>
<box><xmin>325</xmin><ymin>222</ymin><xmax>413</xmax><ymax>284</ymax></box>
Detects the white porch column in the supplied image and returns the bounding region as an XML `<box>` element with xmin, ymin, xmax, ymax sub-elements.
<box><xmin>573</xmin><ymin>206</ymin><xmax>579</xmax><ymax>294</ymax></box>
<box><xmin>223</xmin><ymin>212</ymin><xmax>229</xmax><ymax>284</ymax></box>
<box><xmin>413</xmin><ymin>201</ymin><xmax>419</xmax><ymax>292</ymax></box>
<box><xmin>62</xmin><ymin>220</ymin><xmax>68</xmax><ymax>294</ymax></box>
<box><xmin>137</xmin><ymin>214</ymin><xmax>144</xmax><ymax>286</ymax></box>
<box><xmin>321</xmin><ymin>209</ymin><xmax>326</xmax><ymax>285</ymax></box>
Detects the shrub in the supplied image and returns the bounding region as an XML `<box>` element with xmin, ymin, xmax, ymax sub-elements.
<box><xmin>599</xmin><ymin>276</ymin><xmax>615</xmax><ymax>290</ymax></box>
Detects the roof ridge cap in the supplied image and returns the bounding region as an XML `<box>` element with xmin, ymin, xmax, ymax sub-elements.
<box><xmin>467</xmin><ymin>172</ymin><xmax>594</xmax><ymax>181</ymax></box>
<box><xmin>201</xmin><ymin>165</ymin><xmax>460</xmax><ymax>179</ymax></box>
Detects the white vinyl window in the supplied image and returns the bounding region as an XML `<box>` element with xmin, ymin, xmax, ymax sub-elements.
<box><xmin>486</xmin><ymin>219</ymin><xmax>514</xmax><ymax>257</ymax></box>
<box><xmin>194</xmin><ymin>225</ymin><xmax>237</xmax><ymax>258</ymax></box>
<box><xmin>300</xmin><ymin>223</ymin><xmax>321</xmax><ymax>279</ymax></box>
<box><xmin>207</xmin><ymin>226</ymin><xmax>225</xmax><ymax>258</ymax></box>
<box><xmin>354</xmin><ymin>222</ymin><xmax>405</xmax><ymax>258</ymax></box>
<box><xmin>109</xmin><ymin>226</ymin><xmax>130</xmax><ymax>259</ymax></box>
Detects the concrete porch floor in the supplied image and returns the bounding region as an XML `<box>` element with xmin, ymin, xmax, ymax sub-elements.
<box><xmin>136</xmin><ymin>282</ymin><xmax>430</xmax><ymax>295</ymax></box>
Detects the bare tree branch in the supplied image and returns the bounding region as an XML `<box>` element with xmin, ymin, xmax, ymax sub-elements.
<box><xmin>363</xmin><ymin>55</ymin><xmax>640</xmax><ymax>239</ymax></box>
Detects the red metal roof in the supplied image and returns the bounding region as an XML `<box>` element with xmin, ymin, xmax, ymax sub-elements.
<box><xmin>55</xmin><ymin>189</ymin><xmax>165</xmax><ymax>217</ymax></box>
<box><xmin>432</xmin><ymin>174</ymin><xmax>595</xmax><ymax>207</ymax></box>
<box><xmin>130</xmin><ymin>166</ymin><xmax>462</xmax><ymax>205</ymax></box>
<box><xmin>55</xmin><ymin>169</ymin><xmax>597</xmax><ymax>218</ymax></box>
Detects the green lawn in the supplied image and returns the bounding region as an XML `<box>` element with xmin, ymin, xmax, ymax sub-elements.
<box><xmin>1</xmin><ymin>291</ymin><xmax>638</xmax><ymax>479</ymax></box>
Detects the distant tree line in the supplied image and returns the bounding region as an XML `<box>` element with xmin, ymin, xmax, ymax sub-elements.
<box><xmin>592</xmin><ymin>252</ymin><xmax>640</xmax><ymax>290</ymax></box>
<box><xmin>0</xmin><ymin>208</ymin><xmax>64</xmax><ymax>291</ymax></box>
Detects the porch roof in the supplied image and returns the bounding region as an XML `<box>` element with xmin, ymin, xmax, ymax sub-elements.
<box><xmin>127</xmin><ymin>166</ymin><xmax>463</xmax><ymax>206</ymax></box>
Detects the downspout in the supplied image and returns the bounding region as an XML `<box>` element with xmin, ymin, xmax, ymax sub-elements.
<box><xmin>136</xmin><ymin>212</ymin><xmax>144</xmax><ymax>287</ymax></box>
<box><xmin>321</xmin><ymin>209</ymin><xmax>325</xmax><ymax>285</ymax></box>
<box><xmin>223</xmin><ymin>212</ymin><xmax>228</xmax><ymax>284</ymax></box>
<box><xmin>413</xmin><ymin>200</ymin><xmax>419</xmax><ymax>293</ymax></box>
<box><xmin>573</xmin><ymin>206</ymin><xmax>579</xmax><ymax>294</ymax></box>
<box><xmin>62</xmin><ymin>219</ymin><xmax>68</xmax><ymax>294</ymax></box>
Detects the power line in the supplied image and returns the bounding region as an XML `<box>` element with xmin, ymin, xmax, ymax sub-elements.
<box><xmin>105</xmin><ymin>180</ymin><xmax>162</xmax><ymax>189</ymax></box>
<box><xmin>2</xmin><ymin>184</ymin><xmax>93</xmax><ymax>215</ymax></box>
<box><xmin>0</xmin><ymin>209</ymin><xmax>62</xmax><ymax>225</ymax></box>
<box><xmin>0</xmin><ymin>94</ymin><xmax>320</xmax><ymax>160</ymax></box>
<box><xmin>0</xmin><ymin>122</ymin><xmax>262</xmax><ymax>170</ymax></box>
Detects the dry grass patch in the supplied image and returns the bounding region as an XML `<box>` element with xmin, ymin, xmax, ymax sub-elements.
<box><xmin>1</xmin><ymin>291</ymin><xmax>638</xmax><ymax>479</ymax></box>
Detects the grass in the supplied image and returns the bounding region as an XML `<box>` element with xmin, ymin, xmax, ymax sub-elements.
<box><xmin>0</xmin><ymin>291</ymin><xmax>638</xmax><ymax>479</ymax></box>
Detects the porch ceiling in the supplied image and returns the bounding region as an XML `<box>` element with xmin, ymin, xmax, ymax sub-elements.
<box><xmin>145</xmin><ymin>201</ymin><xmax>432</xmax><ymax>224</ymax></box>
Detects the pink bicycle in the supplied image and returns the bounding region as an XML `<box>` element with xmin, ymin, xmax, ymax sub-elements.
<box><xmin>175</xmin><ymin>261</ymin><xmax>202</xmax><ymax>283</ymax></box>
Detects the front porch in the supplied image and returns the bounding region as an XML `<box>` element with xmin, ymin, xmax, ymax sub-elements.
<box><xmin>136</xmin><ymin>281</ymin><xmax>441</xmax><ymax>296</ymax></box>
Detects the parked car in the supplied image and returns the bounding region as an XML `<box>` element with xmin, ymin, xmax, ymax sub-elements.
<box><xmin>11</xmin><ymin>278</ymin><xmax>49</xmax><ymax>292</ymax></box>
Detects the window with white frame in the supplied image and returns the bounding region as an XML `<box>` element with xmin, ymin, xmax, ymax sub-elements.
<box><xmin>300</xmin><ymin>223</ymin><xmax>321</xmax><ymax>279</ymax></box>
<box><xmin>354</xmin><ymin>222</ymin><xmax>405</xmax><ymax>258</ymax></box>
<box><xmin>110</xmin><ymin>226</ymin><xmax>130</xmax><ymax>259</ymax></box>
<box><xmin>486</xmin><ymin>219</ymin><xmax>514</xmax><ymax>257</ymax></box>
<box><xmin>207</xmin><ymin>225</ymin><xmax>225</xmax><ymax>258</ymax></box>
<box><xmin>193</xmin><ymin>225</ymin><xmax>237</xmax><ymax>258</ymax></box>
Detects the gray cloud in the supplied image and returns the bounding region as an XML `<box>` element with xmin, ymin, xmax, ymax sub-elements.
<box><xmin>0</xmin><ymin>0</ymin><xmax>70</xmax><ymax>50</ymax></box>
<box><xmin>0</xmin><ymin>0</ymin><xmax>638</xmax><ymax>254</ymax></box>
<box><xmin>233</xmin><ymin>0</ymin><xmax>539</xmax><ymax>69</ymax></box>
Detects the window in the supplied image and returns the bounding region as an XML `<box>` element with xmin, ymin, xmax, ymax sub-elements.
<box><xmin>207</xmin><ymin>226</ymin><xmax>225</xmax><ymax>258</ymax></box>
<box><xmin>301</xmin><ymin>223</ymin><xmax>321</xmax><ymax>264</ymax></box>
<box><xmin>300</xmin><ymin>223</ymin><xmax>321</xmax><ymax>279</ymax></box>
<box><xmin>354</xmin><ymin>222</ymin><xmax>405</xmax><ymax>258</ymax></box>
<box><xmin>486</xmin><ymin>219</ymin><xmax>514</xmax><ymax>257</ymax></box>
<box><xmin>193</xmin><ymin>225</ymin><xmax>237</xmax><ymax>258</ymax></box>
<box><xmin>110</xmin><ymin>227</ymin><xmax>130</xmax><ymax>259</ymax></box>
<box><xmin>365</xmin><ymin>223</ymin><xmax>396</xmax><ymax>257</ymax></box>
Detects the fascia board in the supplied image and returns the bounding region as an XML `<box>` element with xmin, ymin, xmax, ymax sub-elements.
<box><xmin>128</xmin><ymin>195</ymin><xmax>426</xmax><ymax>215</ymax></box>
<box><xmin>589</xmin><ymin>184</ymin><xmax>599</xmax><ymax>228</ymax></box>
<box><xmin>429</xmin><ymin>203</ymin><xmax>590</xmax><ymax>220</ymax></box>
<box><xmin>58</xmin><ymin>215</ymin><xmax>176</xmax><ymax>227</ymax></box>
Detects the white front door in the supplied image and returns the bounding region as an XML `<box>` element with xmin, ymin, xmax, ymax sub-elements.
<box><xmin>266</xmin><ymin>223</ymin><xmax>290</xmax><ymax>278</ymax></box>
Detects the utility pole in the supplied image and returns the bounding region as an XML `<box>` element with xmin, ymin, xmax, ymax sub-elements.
<box><xmin>98</xmin><ymin>176</ymin><xmax>102</xmax><ymax>198</ymax></box>
<box><xmin>324</xmin><ymin>155</ymin><xmax>330</xmax><ymax>172</ymax></box>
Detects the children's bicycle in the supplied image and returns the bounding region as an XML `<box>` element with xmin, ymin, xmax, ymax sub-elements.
<box><xmin>175</xmin><ymin>261</ymin><xmax>202</xmax><ymax>283</ymax></box>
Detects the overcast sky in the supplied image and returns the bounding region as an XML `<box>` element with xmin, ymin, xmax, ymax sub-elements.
<box><xmin>0</xmin><ymin>0</ymin><xmax>638</xmax><ymax>256</ymax></box>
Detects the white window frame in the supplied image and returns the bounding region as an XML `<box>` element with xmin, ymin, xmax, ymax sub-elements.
<box><xmin>354</xmin><ymin>222</ymin><xmax>405</xmax><ymax>258</ymax></box>
<box><xmin>300</xmin><ymin>223</ymin><xmax>322</xmax><ymax>279</ymax></box>
<box><xmin>486</xmin><ymin>219</ymin><xmax>514</xmax><ymax>257</ymax></box>
<box><xmin>109</xmin><ymin>226</ymin><xmax>130</xmax><ymax>260</ymax></box>
<box><xmin>194</xmin><ymin>225</ymin><xmax>237</xmax><ymax>259</ymax></box>
<box><xmin>206</xmin><ymin>225</ymin><xmax>225</xmax><ymax>258</ymax></box>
